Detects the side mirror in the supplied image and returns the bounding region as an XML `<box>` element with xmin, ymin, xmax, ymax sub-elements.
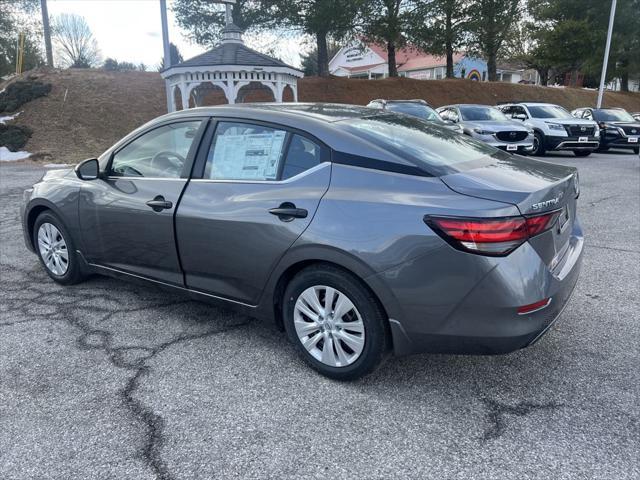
<box><xmin>513</xmin><ymin>114</ymin><xmax>526</xmax><ymax>121</ymax></box>
<box><xmin>75</xmin><ymin>158</ymin><xmax>100</xmax><ymax>180</ymax></box>
<box><xmin>443</xmin><ymin>119</ymin><xmax>455</xmax><ymax>124</ymax></box>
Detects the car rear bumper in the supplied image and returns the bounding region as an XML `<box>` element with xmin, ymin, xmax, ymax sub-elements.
<box><xmin>378</xmin><ymin>219</ymin><xmax>584</xmax><ymax>356</ymax></box>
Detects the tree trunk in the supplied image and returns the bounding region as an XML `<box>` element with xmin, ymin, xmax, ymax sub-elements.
<box><xmin>620</xmin><ymin>70</ymin><xmax>629</xmax><ymax>92</ymax></box>
<box><xmin>445</xmin><ymin>8</ymin><xmax>454</xmax><ymax>78</ymax></box>
<box><xmin>537</xmin><ymin>67</ymin><xmax>549</xmax><ymax>86</ymax></box>
<box><xmin>40</xmin><ymin>0</ymin><xmax>54</xmax><ymax>67</ymax></box>
<box><xmin>316</xmin><ymin>31</ymin><xmax>329</xmax><ymax>78</ymax></box>
<box><xmin>487</xmin><ymin>54</ymin><xmax>497</xmax><ymax>81</ymax></box>
<box><xmin>570</xmin><ymin>68</ymin><xmax>579</xmax><ymax>87</ymax></box>
<box><xmin>387</xmin><ymin>41</ymin><xmax>398</xmax><ymax>77</ymax></box>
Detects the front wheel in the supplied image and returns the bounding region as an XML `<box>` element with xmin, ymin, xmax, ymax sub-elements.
<box><xmin>283</xmin><ymin>265</ymin><xmax>388</xmax><ymax>380</ymax></box>
<box><xmin>573</xmin><ymin>150</ymin><xmax>592</xmax><ymax>157</ymax></box>
<box><xmin>531</xmin><ymin>132</ymin><xmax>546</xmax><ymax>156</ymax></box>
<box><xmin>33</xmin><ymin>211</ymin><xmax>85</xmax><ymax>285</ymax></box>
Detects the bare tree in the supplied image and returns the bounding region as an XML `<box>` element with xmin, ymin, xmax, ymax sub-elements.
<box><xmin>52</xmin><ymin>13</ymin><xmax>100</xmax><ymax>68</ymax></box>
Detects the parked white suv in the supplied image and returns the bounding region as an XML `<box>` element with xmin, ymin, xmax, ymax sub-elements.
<box><xmin>497</xmin><ymin>102</ymin><xmax>599</xmax><ymax>157</ymax></box>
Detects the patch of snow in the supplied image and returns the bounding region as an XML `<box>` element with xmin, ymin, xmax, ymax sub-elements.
<box><xmin>0</xmin><ymin>111</ymin><xmax>21</xmax><ymax>124</ymax></box>
<box><xmin>44</xmin><ymin>163</ymin><xmax>72</xmax><ymax>168</ymax></box>
<box><xmin>0</xmin><ymin>146</ymin><xmax>31</xmax><ymax>161</ymax></box>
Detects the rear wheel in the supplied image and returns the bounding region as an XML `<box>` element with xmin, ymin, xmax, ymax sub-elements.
<box><xmin>531</xmin><ymin>132</ymin><xmax>546</xmax><ymax>156</ymax></box>
<box><xmin>573</xmin><ymin>150</ymin><xmax>592</xmax><ymax>157</ymax></box>
<box><xmin>33</xmin><ymin>211</ymin><xmax>84</xmax><ymax>285</ymax></box>
<box><xmin>633</xmin><ymin>147</ymin><xmax>639</xmax><ymax>154</ymax></box>
<box><xmin>283</xmin><ymin>265</ymin><xmax>388</xmax><ymax>380</ymax></box>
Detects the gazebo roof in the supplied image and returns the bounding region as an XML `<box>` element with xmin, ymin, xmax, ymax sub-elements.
<box><xmin>168</xmin><ymin>42</ymin><xmax>302</xmax><ymax>72</ymax></box>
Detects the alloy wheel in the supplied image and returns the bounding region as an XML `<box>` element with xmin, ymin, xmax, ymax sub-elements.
<box><xmin>293</xmin><ymin>285</ymin><xmax>365</xmax><ymax>368</ymax></box>
<box><xmin>532</xmin><ymin>135</ymin><xmax>540</xmax><ymax>155</ymax></box>
<box><xmin>37</xmin><ymin>222</ymin><xmax>69</xmax><ymax>276</ymax></box>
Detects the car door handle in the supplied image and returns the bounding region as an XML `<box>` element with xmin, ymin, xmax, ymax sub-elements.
<box><xmin>269</xmin><ymin>202</ymin><xmax>308</xmax><ymax>222</ymax></box>
<box><xmin>146</xmin><ymin>196</ymin><xmax>173</xmax><ymax>212</ymax></box>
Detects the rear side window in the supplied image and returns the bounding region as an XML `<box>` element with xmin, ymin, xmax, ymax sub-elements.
<box><xmin>204</xmin><ymin>122</ymin><xmax>323</xmax><ymax>181</ymax></box>
<box><xmin>343</xmin><ymin>114</ymin><xmax>498</xmax><ymax>173</ymax></box>
<box><xmin>281</xmin><ymin>134</ymin><xmax>321</xmax><ymax>180</ymax></box>
<box><xmin>205</xmin><ymin>122</ymin><xmax>287</xmax><ymax>180</ymax></box>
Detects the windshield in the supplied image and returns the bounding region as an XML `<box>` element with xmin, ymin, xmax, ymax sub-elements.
<box><xmin>527</xmin><ymin>105</ymin><xmax>572</xmax><ymax>119</ymax></box>
<box><xmin>593</xmin><ymin>109</ymin><xmax>635</xmax><ymax>122</ymax></box>
<box><xmin>385</xmin><ymin>103</ymin><xmax>445</xmax><ymax>123</ymax></box>
<box><xmin>459</xmin><ymin>106</ymin><xmax>508</xmax><ymax>121</ymax></box>
<box><xmin>343</xmin><ymin>114</ymin><xmax>500</xmax><ymax>175</ymax></box>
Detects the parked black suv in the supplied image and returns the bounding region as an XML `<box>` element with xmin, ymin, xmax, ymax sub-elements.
<box><xmin>571</xmin><ymin>107</ymin><xmax>640</xmax><ymax>154</ymax></box>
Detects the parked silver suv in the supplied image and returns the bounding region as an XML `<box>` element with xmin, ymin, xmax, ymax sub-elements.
<box><xmin>497</xmin><ymin>102</ymin><xmax>599</xmax><ymax>157</ymax></box>
<box><xmin>437</xmin><ymin>104</ymin><xmax>533</xmax><ymax>153</ymax></box>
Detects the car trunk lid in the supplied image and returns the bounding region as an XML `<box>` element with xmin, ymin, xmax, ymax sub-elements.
<box><xmin>439</xmin><ymin>155</ymin><xmax>578</xmax><ymax>267</ymax></box>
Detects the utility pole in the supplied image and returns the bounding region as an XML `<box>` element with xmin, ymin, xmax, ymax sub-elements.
<box><xmin>159</xmin><ymin>0</ymin><xmax>172</xmax><ymax>112</ymax></box>
<box><xmin>596</xmin><ymin>0</ymin><xmax>617</xmax><ymax>108</ymax></box>
<box><xmin>40</xmin><ymin>0</ymin><xmax>54</xmax><ymax>67</ymax></box>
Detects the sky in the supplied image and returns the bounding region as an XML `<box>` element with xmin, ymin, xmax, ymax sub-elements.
<box><xmin>45</xmin><ymin>0</ymin><xmax>306</xmax><ymax>69</ymax></box>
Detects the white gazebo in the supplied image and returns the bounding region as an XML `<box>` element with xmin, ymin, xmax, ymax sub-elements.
<box><xmin>161</xmin><ymin>6</ymin><xmax>302</xmax><ymax>112</ymax></box>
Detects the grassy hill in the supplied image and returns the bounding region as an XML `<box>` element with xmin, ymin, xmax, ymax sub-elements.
<box><xmin>2</xmin><ymin>68</ymin><xmax>639</xmax><ymax>163</ymax></box>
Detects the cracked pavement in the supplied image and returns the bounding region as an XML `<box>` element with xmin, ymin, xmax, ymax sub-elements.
<box><xmin>1</xmin><ymin>151</ymin><xmax>639</xmax><ymax>480</ymax></box>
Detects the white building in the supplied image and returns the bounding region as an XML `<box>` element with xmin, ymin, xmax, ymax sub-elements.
<box><xmin>329</xmin><ymin>41</ymin><xmax>527</xmax><ymax>84</ymax></box>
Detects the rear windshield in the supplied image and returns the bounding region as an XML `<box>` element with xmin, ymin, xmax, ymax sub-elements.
<box><xmin>527</xmin><ymin>105</ymin><xmax>572</xmax><ymax>119</ymax></box>
<box><xmin>385</xmin><ymin>103</ymin><xmax>444</xmax><ymax>123</ymax></box>
<box><xmin>342</xmin><ymin>114</ymin><xmax>502</xmax><ymax>175</ymax></box>
<box><xmin>593</xmin><ymin>109</ymin><xmax>635</xmax><ymax>122</ymax></box>
<box><xmin>459</xmin><ymin>106</ymin><xmax>508</xmax><ymax>121</ymax></box>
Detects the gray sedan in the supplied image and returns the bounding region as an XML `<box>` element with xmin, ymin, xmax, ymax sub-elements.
<box><xmin>438</xmin><ymin>104</ymin><xmax>534</xmax><ymax>153</ymax></box>
<box><xmin>21</xmin><ymin>103</ymin><xmax>583</xmax><ymax>380</ymax></box>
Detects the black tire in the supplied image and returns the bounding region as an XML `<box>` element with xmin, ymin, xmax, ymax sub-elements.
<box><xmin>573</xmin><ymin>150</ymin><xmax>592</xmax><ymax>157</ymax></box>
<box><xmin>283</xmin><ymin>264</ymin><xmax>389</xmax><ymax>380</ymax></box>
<box><xmin>531</xmin><ymin>132</ymin><xmax>546</xmax><ymax>156</ymax></box>
<box><xmin>633</xmin><ymin>147</ymin><xmax>639</xmax><ymax>154</ymax></box>
<box><xmin>596</xmin><ymin>145</ymin><xmax>609</xmax><ymax>152</ymax></box>
<box><xmin>33</xmin><ymin>211</ymin><xmax>85</xmax><ymax>285</ymax></box>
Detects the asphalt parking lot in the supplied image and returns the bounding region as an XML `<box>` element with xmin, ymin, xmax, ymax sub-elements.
<box><xmin>1</xmin><ymin>151</ymin><xmax>638</xmax><ymax>480</ymax></box>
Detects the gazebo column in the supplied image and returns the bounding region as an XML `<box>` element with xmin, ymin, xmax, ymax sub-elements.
<box><xmin>275</xmin><ymin>78</ymin><xmax>284</xmax><ymax>102</ymax></box>
<box><xmin>225</xmin><ymin>80</ymin><xmax>236</xmax><ymax>104</ymax></box>
<box><xmin>180</xmin><ymin>78</ymin><xmax>189</xmax><ymax>109</ymax></box>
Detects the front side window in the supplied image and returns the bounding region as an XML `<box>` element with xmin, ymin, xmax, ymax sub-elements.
<box><xmin>111</xmin><ymin>121</ymin><xmax>201</xmax><ymax>178</ymax></box>
<box><xmin>205</xmin><ymin>122</ymin><xmax>288</xmax><ymax>180</ymax></box>
<box><xmin>513</xmin><ymin>106</ymin><xmax>528</xmax><ymax>118</ymax></box>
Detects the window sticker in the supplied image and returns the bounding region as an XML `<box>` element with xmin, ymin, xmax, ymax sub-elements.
<box><xmin>210</xmin><ymin>130</ymin><xmax>286</xmax><ymax>180</ymax></box>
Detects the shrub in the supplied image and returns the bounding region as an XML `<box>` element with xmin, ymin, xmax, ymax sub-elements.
<box><xmin>0</xmin><ymin>124</ymin><xmax>33</xmax><ymax>151</ymax></box>
<box><xmin>0</xmin><ymin>81</ymin><xmax>52</xmax><ymax>113</ymax></box>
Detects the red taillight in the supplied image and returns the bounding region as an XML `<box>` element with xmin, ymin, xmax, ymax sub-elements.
<box><xmin>425</xmin><ymin>211</ymin><xmax>561</xmax><ymax>256</ymax></box>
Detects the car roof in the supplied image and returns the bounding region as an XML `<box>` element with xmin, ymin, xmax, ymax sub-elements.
<box><xmin>439</xmin><ymin>104</ymin><xmax>493</xmax><ymax>108</ymax></box>
<box><xmin>161</xmin><ymin>103</ymin><xmax>376</xmax><ymax>124</ymax></box>
<box><xmin>371</xmin><ymin>99</ymin><xmax>428</xmax><ymax>104</ymax></box>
